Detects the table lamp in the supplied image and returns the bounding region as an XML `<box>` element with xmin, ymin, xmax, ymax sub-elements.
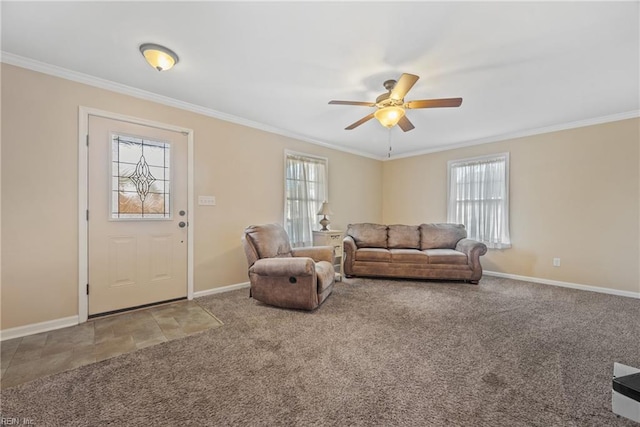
<box><xmin>316</xmin><ymin>201</ymin><xmax>334</xmax><ymax>231</ymax></box>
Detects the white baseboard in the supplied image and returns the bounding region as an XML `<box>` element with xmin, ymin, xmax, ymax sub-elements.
<box><xmin>2</xmin><ymin>276</ymin><xmax>634</xmax><ymax>341</ymax></box>
<box><xmin>484</xmin><ymin>271</ymin><xmax>640</xmax><ymax>299</ymax></box>
<box><xmin>0</xmin><ymin>315</ymin><xmax>79</xmax><ymax>342</ymax></box>
<box><xmin>194</xmin><ymin>282</ymin><xmax>250</xmax><ymax>298</ymax></box>
<box><xmin>0</xmin><ymin>283</ymin><xmax>249</xmax><ymax>342</ymax></box>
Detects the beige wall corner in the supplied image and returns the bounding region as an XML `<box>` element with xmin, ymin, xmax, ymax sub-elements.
<box><xmin>383</xmin><ymin>118</ymin><xmax>640</xmax><ymax>293</ymax></box>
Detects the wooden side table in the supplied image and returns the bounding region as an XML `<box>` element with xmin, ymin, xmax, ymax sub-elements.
<box><xmin>312</xmin><ymin>230</ymin><xmax>343</xmax><ymax>281</ymax></box>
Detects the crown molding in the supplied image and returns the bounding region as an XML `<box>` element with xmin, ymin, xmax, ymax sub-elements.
<box><xmin>386</xmin><ymin>109</ymin><xmax>640</xmax><ymax>161</ymax></box>
<box><xmin>0</xmin><ymin>52</ymin><xmax>383</xmax><ymax>161</ymax></box>
<box><xmin>3</xmin><ymin>52</ymin><xmax>636</xmax><ymax>163</ymax></box>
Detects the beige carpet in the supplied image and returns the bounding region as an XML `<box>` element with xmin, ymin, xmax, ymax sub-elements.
<box><xmin>1</xmin><ymin>277</ymin><xmax>639</xmax><ymax>426</ymax></box>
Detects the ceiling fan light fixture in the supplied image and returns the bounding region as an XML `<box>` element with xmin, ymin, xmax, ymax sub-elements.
<box><xmin>139</xmin><ymin>43</ymin><xmax>179</xmax><ymax>71</ymax></box>
<box><xmin>374</xmin><ymin>106</ymin><xmax>405</xmax><ymax>128</ymax></box>
<box><xmin>329</xmin><ymin>73</ymin><xmax>461</xmax><ymax>132</ymax></box>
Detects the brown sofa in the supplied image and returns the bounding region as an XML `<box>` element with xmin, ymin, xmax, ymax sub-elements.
<box><xmin>343</xmin><ymin>223</ymin><xmax>487</xmax><ymax>284</ymax></box>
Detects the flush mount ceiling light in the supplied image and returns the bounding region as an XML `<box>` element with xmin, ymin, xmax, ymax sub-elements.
<box><xmin>139</xmin><ymin>43</ymin><xmax>179</xmax><ymax>71</ymax></box>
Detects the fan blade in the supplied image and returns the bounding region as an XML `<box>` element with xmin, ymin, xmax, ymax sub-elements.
<box><xmin>405</xmin><ymin>98</ymin><xmax>463</xmax><ymax>109</ymax></box>
<box><xmin>329</xmin><ymin>100</ymin><xmax>376</xmax><ymax>107</ymax></box>
<box><xmin>397</xmin><ymin>116</ymin><xmax>415</xmax><ymax>132</ymax></box>
<box><xmin>345</xmin><ymin>113</ymin><xmax>375</xmax><ymax>130</ymax></box>
<box><xmin>390</xmin><ymin>73</ymin><xmax>419</xmax><ymax>101</ymax></box>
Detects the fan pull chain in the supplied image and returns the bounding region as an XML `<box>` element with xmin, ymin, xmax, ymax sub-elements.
<box><xmin>388</xmin><ymin>128</ymin><xmax>392</xmax><ymax>158</ymax></box>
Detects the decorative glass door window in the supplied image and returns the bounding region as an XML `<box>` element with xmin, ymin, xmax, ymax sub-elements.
<box><xmin>111</xmin><ymin>134</ymin><xmax>171</xmax><ymax>219</ymax></box>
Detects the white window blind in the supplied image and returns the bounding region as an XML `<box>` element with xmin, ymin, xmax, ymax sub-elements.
<box><xmin>284</xmin><ymin>151</ymin><xmax>328</xmax><ymax>247</ymax></box>
<box><xmin>447</xmin><ymin>153</ymin><xmax>511</xmax><ymax>249</ymax></box>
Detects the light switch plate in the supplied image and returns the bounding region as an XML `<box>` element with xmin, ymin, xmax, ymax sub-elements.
<box><xmin>198</xmin><ymin>195</ymin><xmax>216</xmax><ymax>206</ymax></box>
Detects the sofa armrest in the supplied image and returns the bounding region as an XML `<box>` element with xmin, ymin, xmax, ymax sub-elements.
<box><xmin>455</xmin><ymin>239</ymin><xmax>488</xmax><ymax>281</ymax></box>
<box><xmin>250</xmin><ymin>257</ymin><xmax>315</xmax><ymax>277</ymax></box>
<box><xmin>455</xmin><ymin>238</ymin><xmax>488</xmax><ymax>258</ymax></box>
<box><xmin>342</xmin><ymin>236</ymin><xmax>357</xmax><ymax>276</ymax></box>
<box><xmin>291</xmin><ymin>246</ymin><xmax>334</xmax><ymax>264</ymax></box>
<box><xmin>343</xmin><ymin>236</ymin><xmax>357</xmax><ymax>251</ymax></box>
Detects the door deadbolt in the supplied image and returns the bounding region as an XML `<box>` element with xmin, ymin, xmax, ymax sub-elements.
<box><xmin>178</xmin><ymin>221</ymin><xmax>187</xmax><ymax>228</ymax></box>
<box><xmin>179</xmin><ymin>210</ymin><xmax>186</xmax><ymax>216</ymax></box>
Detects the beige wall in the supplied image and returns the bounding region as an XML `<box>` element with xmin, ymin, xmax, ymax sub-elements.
<box><xmin>383</xmin><ymin>119</ymin><xmax>640</xmax><ymax>293</ymax></box>
<box><xmin>0</xmin><ymin>64</ymin><xmax>383</xmax><ymax>329</ymax></box>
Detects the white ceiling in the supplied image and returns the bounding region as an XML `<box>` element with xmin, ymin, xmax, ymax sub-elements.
<box><xmin>2</xmin><ymin>1</ymin><xmax>639</xmax><ymax>159</ymax></box>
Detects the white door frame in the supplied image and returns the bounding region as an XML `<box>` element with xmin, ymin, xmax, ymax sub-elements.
<box><xmin>78</xmin><ymin>106</ymin><xmax>195</xmax><ymax>323</ymax></box>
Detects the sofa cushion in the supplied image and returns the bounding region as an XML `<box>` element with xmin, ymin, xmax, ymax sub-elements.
<box><xmin>388</xmin><ymin>225</ymin><xmax>420</xmax><ymax>249</ymax></box>
<box><xmin>347</xmin><ymin>223</ymin><xmax>388</xmax><ymax>248</ymax></box>
<box><xmin>245</xmin><ymin>224</ymin><xmax>292</xmax><ymax>259</ymax></box>
<box><xmin>420</xmin><ymin>223</ymin><xmax>467</xmax><ymax>250</ymax></box>
<box><xmin>390</xmin><ymin>249</ymin><xmax>429</xmax><ymax>263</ymax></box>
<box><xmin>424</xmin><ymin>249</ymin><xmax>468</xmax><ymax>265</ymax></box>
<box><xmin>355</xmin><ymin>248</ymin><xmax>391</xmax><ymax>262</ymax></box>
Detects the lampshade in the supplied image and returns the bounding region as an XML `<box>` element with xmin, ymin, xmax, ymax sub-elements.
<box><xmin>374</xmin><ymin>106</ymin><xmax>405</xmax><ymax>128</ymax></box>
<box><xmin>316</xmin><ymin>201</ymin><xmax>334</xmax><ymax>216</ymax></box>
<box><xmin>140</xmin><ymin>43</ymin><xmax>179</xmax><ymax>71</ymax></box>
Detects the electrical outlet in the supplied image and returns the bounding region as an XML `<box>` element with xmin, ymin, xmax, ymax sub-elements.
<box><xmin>553</xmin><ymin>258</ymin><xmax>561</xmax><ymax>267</ymax></box>
<box><xmin>198</xmin><ymin>195</ymin><xmax>216</xmax><ymax>206</ymax></box>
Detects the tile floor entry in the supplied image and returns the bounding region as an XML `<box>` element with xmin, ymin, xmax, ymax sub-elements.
<box><xmin>1</xmin><ymin>300</ymin><xmax>223</xmax><ymax>389</ymax></box>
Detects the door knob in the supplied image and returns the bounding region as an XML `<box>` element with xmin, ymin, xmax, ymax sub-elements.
<box><xmin>178</xmin><ymin>221</ymin><xmax>187</xmax><ymax>228</ymax></box>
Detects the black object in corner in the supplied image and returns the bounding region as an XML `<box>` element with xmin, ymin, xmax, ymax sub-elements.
<box><xmin>613</xmin><ymin>373</ymin><xmax>640</xmax><ymax>403</ymax></box>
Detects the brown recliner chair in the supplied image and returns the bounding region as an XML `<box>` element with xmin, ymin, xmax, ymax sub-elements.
<box><xmin>242</xmin><ymin>224</ymin><xmax>335</xmax><ymax>310</ymax></box>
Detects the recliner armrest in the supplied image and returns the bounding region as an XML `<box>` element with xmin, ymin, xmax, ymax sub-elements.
<box><xmin>250</xmin><ymin>257</ymin><xmax>315</xmax><ymax>277</ymax></box>
<box><xmin>291</xmin><ymin>246</ymin><xmax>334</xmax><ymax>264</ymax></box>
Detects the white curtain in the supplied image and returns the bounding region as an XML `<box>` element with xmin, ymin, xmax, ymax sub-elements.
<box><xmin>447</xmin><ymin>154</ymin><xmax>511</xmax><ymax>249</ymax></box>
<box><xmin>285</xmin><ymin>153</ymin><xmax>327</xmax><ymax>247</ymax></box>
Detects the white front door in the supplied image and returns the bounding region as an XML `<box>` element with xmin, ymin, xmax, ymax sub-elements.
<box><xmin>88</xmin><ymin>115</ymin><xmax>188</xmax><ymax>315</ymax></box>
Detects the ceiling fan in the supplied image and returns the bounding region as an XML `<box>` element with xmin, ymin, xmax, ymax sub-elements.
<box><xmin>329</xmin><ymin>73</ymin><xmax>462</xmax><ymax>132</ymax></box>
